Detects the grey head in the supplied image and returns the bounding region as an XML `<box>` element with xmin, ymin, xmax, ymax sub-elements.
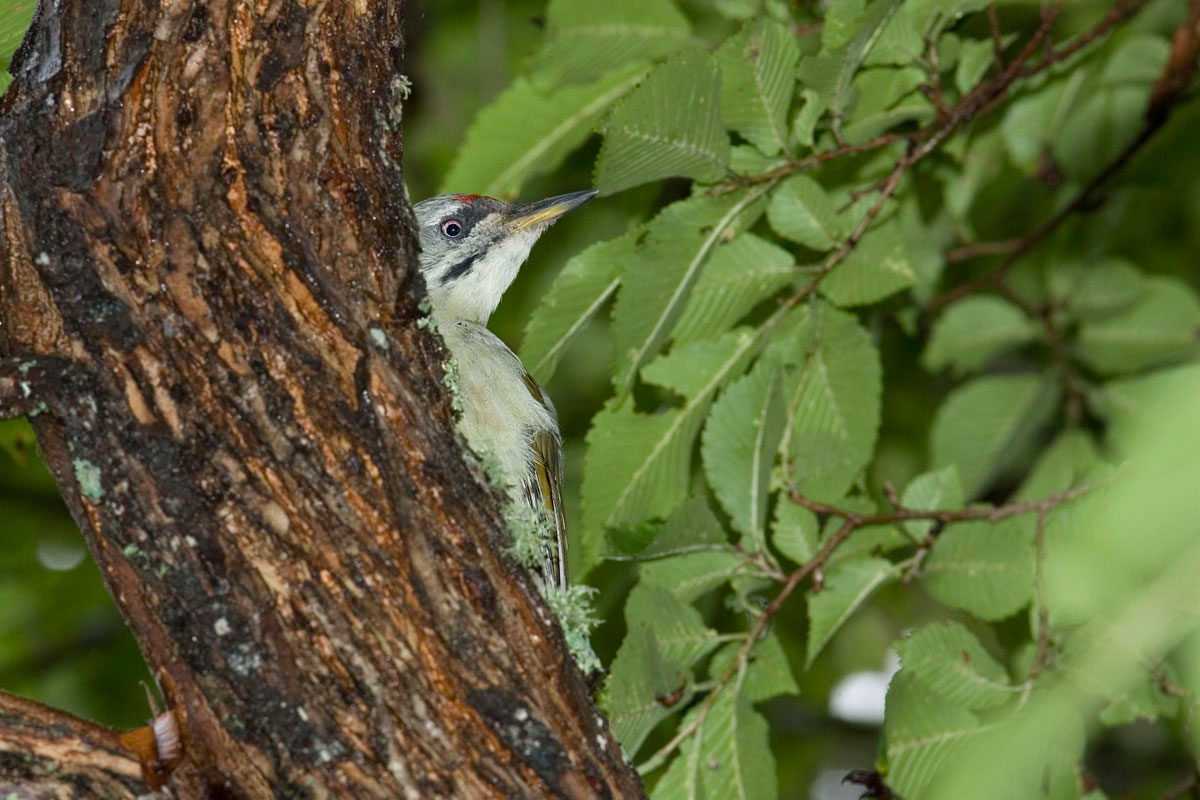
<box><xmin>413</xmin><ymin>189</ymin><xmax>597</xmax><ymax>325</ymax></box>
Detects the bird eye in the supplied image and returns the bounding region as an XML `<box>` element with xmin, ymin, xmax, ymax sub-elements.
<box><xmin>441</xmin><ymin>219</ymin><xmax>464</xmax><ymax>238</ymax></box>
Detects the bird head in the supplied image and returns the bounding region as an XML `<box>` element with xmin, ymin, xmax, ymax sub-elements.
<box><xmin>412</xmin><ymin>189</ymin><xmax>597</xmax><ymax>325</ymax></box>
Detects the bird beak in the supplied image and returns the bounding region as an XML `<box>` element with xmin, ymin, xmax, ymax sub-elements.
<box><xmin>506</xmin><ymin>189</ymin><xmax>598</xmax><ymax>232</ymax></box>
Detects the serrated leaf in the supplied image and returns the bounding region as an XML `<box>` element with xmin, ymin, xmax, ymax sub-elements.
<box><xmin>828</xmin><ymin>0</ymin><xmax>905</xmax><ymax>139</ymax></box>
<box><xmin>709</xmin><ymin>634</ymin><xmax>800</xmax><ymax>703</ymax></box>
<box><xmin>782</xmin><ymin>304</ymin><xmax>882</xmax><ymax>501</ymax></box>
<box><xmin>929</xmin><ymin>374</ymin><xmax>1059</xmax><ymax>498</ymax></box>
<box><xmin>652</xmin><ymin>727</ymin><xmax>706</xmax><ymax>800</ymax></box>
<box><xmin>440</xmin><ymin>65</ymin><xmax>646</xmax><ymax>200</ymax></box>
<box><xmin>604</xmin><ymin>627</ymin><xmax>691</xmax><ymax>757</ymax></box>
<box><xmin>673</xmin><ymin>232</ymin><xmax>797</xmax><ymax>347</ymax></box>
<box><xmin>864</xmin><ymin>2</ymin><xmax>924</xmax><ymax>66</ymax></box>
<box><xmin>611</xmin><ymin>191</ymin><xmax>767</xmax><ymax>396</ymax></box>
<box><xmin>806</xmin><ymin>557</ymin><xmax>898</xmax><ymax>667</ymax></box>
<box><xmin>884</xmin><ymin>672</ymin><xmax>987</xmax><ymax>798</ymax></box>
<box><xmin>583</xmin><ymin>327</ymin><xmax>774</xmax><ymax>556</ymax></box>
<box><xmin>596</xmin><ymin>51</ymin><xmax>730</xmax><ymax>195</ymax></box>
<box><xmin>626</xmin><ymin>583</ymin><xmax>722</xmax><ymax>667</ymax></box>
<box><xmin>923</xmin><ymin>516</ymin><xmax>1034</xmax><ymax>620</ymax></box>
<box><xmin>639</xmin><ymin>488</ymin><xmax>730</xmax><ymax>559</ymax></box>
<box><xmin>532</xmin><ymin>0</ymin><xmax>692</xmax><ymax>86</ymax></box>
<box><xmin>702</xmin><ymin>364</ymin><xmax>786</xmax><ymax>549</ymax></box>
<box><xmin>1077</xmin><ymin>276</ymin><xmax>1200</xmax><ymax>375</ymax></box>
<box><xmin>640</xmin><ymin>551</ymin><xmax>746</xmax><ymax>603</ymax></box>
<box><xmin>714</xmin><ymin>19</ymin><xmax>801</xmax><ymax>155</ymax></box>
<box><xmin>895</xmin><ymin>622</ymin><xmax>1018</xmax><ymax>709</ymax></box>
<box><xmin>766</xmin><ymin>174</ymin><xmax>840</xmax><ymax>251</ymax></box>
<box><xmin>771</xmin><ymin>495</ymin><xmax>818</xmax><ymax>564</ymax></box>
<box><xmin>819</xmin><ymin>219</ymin><xmax>917</xmax><ymax>307</ymax></box>
<box><xmin>923</xmin><ymin>296</ymin><xmax>1037</xmax><ymax>375</ymax></box>
<box><xmin>900</xmin><ymin>465</ymin><xmax>963</xmax><ymax>540</ymax></box>
<box><xmin>522</xmin><ymin>230</ymin><xmax>634</xmax><ymax>383</ymax></box>
<box><xmin>697</xmin><ymin>691</ymin><xmax>777</xmax><ymax>800</ymax></box>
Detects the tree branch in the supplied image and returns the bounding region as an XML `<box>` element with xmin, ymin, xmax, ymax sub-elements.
<box><xmin>0</xmin><ymin>690</ymin><xmax>148</xmax><ymax>798</ymax></box>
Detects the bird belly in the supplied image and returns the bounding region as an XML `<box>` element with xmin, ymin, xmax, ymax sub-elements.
<box><xmin>442</xmin><ymin>325</ymin><xmax>554</xmax><ymax>490</ymax></box>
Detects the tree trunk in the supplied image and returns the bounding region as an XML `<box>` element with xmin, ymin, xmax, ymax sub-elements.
<box><xmin>0</xmin><ymin>1</ymin><xmax>642</xmax><ymax>797</ymax></box>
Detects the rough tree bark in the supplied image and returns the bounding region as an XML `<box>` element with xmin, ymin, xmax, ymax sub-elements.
<box><xmin>0</xmin><ymin>1</ymin><xmax>643</xmax><ymax>798</ymax></box>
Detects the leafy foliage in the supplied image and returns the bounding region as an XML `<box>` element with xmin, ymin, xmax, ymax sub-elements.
<box><xmin>428</xmin><ymin>1</ymin><xmax>1200</xmax><ymax>790</ymax></box>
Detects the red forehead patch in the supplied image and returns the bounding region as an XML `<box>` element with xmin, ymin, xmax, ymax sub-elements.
<box><xmin>452</xmin><ymin>194</ymin><xmax>491</xmax><ymax>204</ymax></box>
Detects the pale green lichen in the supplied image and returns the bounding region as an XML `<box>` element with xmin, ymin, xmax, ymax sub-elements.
<box><xmin>368</xmin><ymin>327</ymin><xmax>389</xmax><ymax>350</ymax></box>
<box><xmin>502</xmin><ymin>498</ymin><xmax>602</xmax><ymax>673</ymax></box>
<box><xmin>441</xmin><ymin>357</ymin><xmax>463</xmax><ymax>413</ymax></box>
<box><xmin>544</xmin><ymin>584</ymin><xmax>602</xmax><ymax>675</ymax></box>
<box><xmin>73</xmin><ymin>459</ymin><xmax>103</xmax><ymax>501</ymax></box>
<box><xmin>503</xmin><ymin>498</ymin><xmax>553</xmax><ymax>572</ymax></box>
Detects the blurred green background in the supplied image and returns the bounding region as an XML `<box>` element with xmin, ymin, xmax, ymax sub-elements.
<box><xmin>1</xmin><ymin>1</ymin><xmax>1198</xmax><ymax>797</ymax></box>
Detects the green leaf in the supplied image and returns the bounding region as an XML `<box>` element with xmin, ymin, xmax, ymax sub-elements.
<box><xmin>827</xmin><ymin>0</ymin><xmax>906</xmax><ymax>138</ymax></box>
<box><xmin>1056</xmin><ymin>34</ymin><xmax>1169</xmax><ymax>180</ymax></box>
<box><xmin>583</xmin><ymin>327</ymin><xmax>772</xmax><ymax>558</ymax></box>
<box><xmin>714</xmin><ymin>19</ymin><xmax>801</xmax><ymax>156</ymax></box>
<box><xmin>696</xmin><ymin>691</ymin><xmax>778</xmax><ymax>800</ymax></box>
<box><xmin>1013</xmin><ymin>430</ymin><xmax>1101</xmax><ymax>503</ymax></box>
<box><xmin>1076</xmin><ymin>276</ymin><xmax>1200</xmax><ymax>375</ymax></box>
<box><xmin>900</xmin><ymin>465</ymin><xmax>963</xmax><ymax>540</ymax></box>
<box><xmin>884</xmin><ymin>672</ymin><xmax>986</xmax><ymax>798</ymax></box>
<box><xmin>790</xmin><ymin>88</ymin><xmax>824</xmax><ymax>150</ymax></box>
<box><xmin>954</xmin><ymin>37</ymin><xmax>994</xmax><ymax>94</ymax></box>
<box><xmin>895</xmin><ymin>622</ymin><xmax>1018</xmax><ymax>710</ymax></box>
<box><xmin>806</xmin><ymin>557</ymin><xmax>898</xmax><ymax>667</ymax></box>
<box><xmin>626</xmin><ymin>583</ymin><xmax>723</xmax><ymax>667</ymax></box>
<box><xmin>672</xmin><ymin>232</ymin><xmax>797</xmax><ymax>347</ymax></box>
<box><xmin>652</xmin><ymin>726</ymin><xmax>706</xmax><ymax>800</ymax></box>
<box><xmin>819</xmin><ymin>219</ymin><xmax>917</xmax><ymax>307</ymax></box>
<box><xmin>596</xmin><ymin>51</ymin><xmax>730</xmax><ymax>195</ymax></box>
<box><xmin>842</xmin><ymin>67</ymin><xmax>934</xmax><ymax>143</ymax></box>
<box><xmin>766</xmin><ymin>174</ymin><xmax>840</xmax><ymax>251</ymax></box>
<box><xmin>1000</xmin><ymin>68</ymin><xmax>1088</xmax><ymax>170</ymax></box>
<box><xmin>702</xmin><ymin>364</ymin><xmax>786</xmax><ymax>549</ymax></box>
<box><xmin>709</xmin><ymin>633</ymin><xmax>800</xmax><ymax>703</ymax></box>
<box><xmin>640</xmin><ymin>551</ymin><xmax>746</xmax><ymax>603</ymax></box>
<box><xmin>771</xmin><ymin>495</ymin><xmax>818</xmax><ymax>564</ymax></box>
<box><xmin>923</xmin><ymin>296</ymin><xmax>1038</xmax><ymax>375</ymax></box>
<box><xmin>923</xmin><ymin>516</ymin><xmax>1034</xmax><ymax>620</ymax></box>
<box><xmin>639</xmin><ymin>488</ymin><xmax>730</xmax><ymax>559</ymax></box>
<box><xmin>0</xmin><ymin>2</ymin><xmax>36</xmax><ymax>95</ymax></box>
<box><xmin>1051</xmin><ymin>258</ymin><xmax>1146</xmax><ymax>322</ymax></box>
<box><xmin>532</xmin><ymin>0</ymin><xmax>692</xmax><ymax>86</ymax></box>
<box><xmin>522</xmin><ymin>230</ymin><xmax>635</xmax><ymax>383</ymax></box>
<box><xmin>611</xmin><ymin>190</ymin><xmax>767</xmax><ymax>396</ymax></box>
<box><xmin>440</xmin><ymin>65</ymin><xmax>646</xmax><ymax>200</ymax></box>
<box><xmin>782</xmin><ymin>304</ymin><xmax>882</xmax><ymax>501</ymax></box>
<box><xmin>604</xmin><ymin>626</ymin><xmax>691</xmax><ymax>756</ymax></box>
<box><xmin>929</xmin><ymin>374</ymin><xmax>1059</xmax><ymax>498</ymax></box>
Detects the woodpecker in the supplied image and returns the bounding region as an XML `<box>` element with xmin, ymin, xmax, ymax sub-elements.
<box><xmin>412</xmin><ymin>189</ymin><xmax>596</xmax><ymax>591</ymax></box>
